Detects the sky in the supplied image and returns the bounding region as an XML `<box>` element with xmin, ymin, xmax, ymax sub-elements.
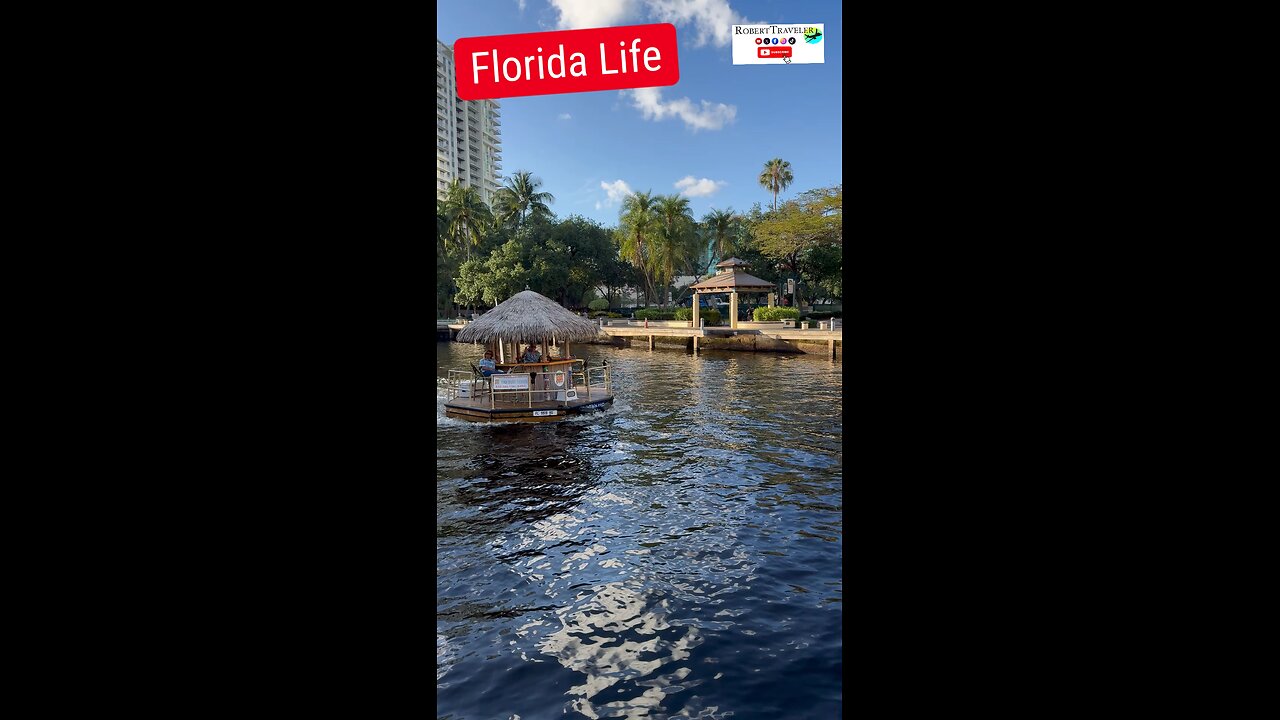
<box><xmin>437</xmin><ymin>0</ymin><xmax>843</xmax><ymax>229</ymax></box>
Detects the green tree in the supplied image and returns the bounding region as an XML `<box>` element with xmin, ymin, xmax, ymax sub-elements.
<box><xmin>437</xmin><ymin>204</ymin><xmax>451</xmax><ymax>317</ymax></box>
<box><xmin>617</xmin><ymin>191</ymin><xmax>659</xmax><ymax>306</ymax></box>
<box><xmin>441</xmin><ymin>180</ymin><xmax>493</xmax><ymax>263</ymax></box>
<box><xmin>758</xmin><ymin>158</ymin><xmax>794</xmax><ymax>212</ymax></box>
<box><xmin>595</xmin><ymin>244</ymin><xmax>641</xmax><ymax>309</ymax></box>
<box><xmin>751</xmin><ymin>185</ymin><xmax>841</xmax><ymax>308</ymax></box>
<box><xmin>703</xmin><ymin>208</ymin><xmax>738</xmax><ymax>267</ymax></box>
<box><xmin>546</xmin><ymin>215</ymin><xmax>614</xmax><ymax>308</ymax></box>
<box><xmin>653</xmin><ymin>194</ymin><xmax>694</xmax><ymax>307</ymax></box>
<box><xmin>454</xmin><ymin>239</ymin><xmax>527</xmax><ymax>308</ymax></box>
<box><xmin>493</xmin><ymin>170</ymin><xmax>555</xmax><ymax>229</ymax></box>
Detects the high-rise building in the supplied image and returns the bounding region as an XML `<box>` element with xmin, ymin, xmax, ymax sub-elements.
<box><xmin>437</xmin><ymin>40</ymin><xmax>502</xmax><ymax>204</ymax></box>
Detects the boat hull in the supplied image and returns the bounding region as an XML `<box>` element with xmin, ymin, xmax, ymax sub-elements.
<box><xmin>444</xmin><ymin>394</ymin><xmax>614</xmax><ymax>423</ymax></box>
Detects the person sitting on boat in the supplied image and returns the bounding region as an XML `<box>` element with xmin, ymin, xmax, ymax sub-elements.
<box><xmin>478</xmin><ymin>351</ymin><xmax>501</xmax><ymax>377</ymax></box>
<box><xmin>521</xmin><ymin>345</ymin><xmax>542</xmax><ymax>363</ymax></box>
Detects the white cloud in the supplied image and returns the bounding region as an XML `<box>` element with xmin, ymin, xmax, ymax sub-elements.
<box><xmin>647</xmin><ymin>0</ymin><xmax>746</xmax><ymax>48</ymax></box>
<box><xmin>558</xmin><ymin>112</ymin><xmax>572</xmax><ymax>120</ymax></box>
<box><xmin>598</xmin><ymin>179</ymin><xmax>635</xmax><ymax>209</ymax></box>
<box><xmin>625</xmin><ymin>87</ymin><xmax>737</xmax><ymax>131</ymax></box>
<box><xmin>549</xmin><ymin>0</ymin><xmax>638</xmax><ymax>29</ymax></box>
<box><xmin>549</xmin><ymin>1</ymin><xmax>751</xmax><ymax>47</ymax></box>
<box><xmin>515</xmin><ymin>0</ymin><xmax>526</xmax><ymax>10</ymax></box>
<box><xmin>674</xmin><ymin>176</ymin><xmax>726</xmax><ymax>197</ymax></box>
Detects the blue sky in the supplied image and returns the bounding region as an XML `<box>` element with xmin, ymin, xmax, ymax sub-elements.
<box><xmin>437</xmin><ymin>0</ymin><xmax>843</xmax><ymax>228</ymax></box>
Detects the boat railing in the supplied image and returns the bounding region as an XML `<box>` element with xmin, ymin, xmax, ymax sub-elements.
<box><xmin>443</xmin><ymin>369</ymin><xmax>473</xmax><ymax>400</ymax></box>
<box><xmin>572</xmin><ymin>363</ymin><xmax>611</xmax><ymax>398</ymax></box>
<box><xmin>445</xmin><ymin>358</ymin><xmax>611</xmax><ymax>406</ymax></box>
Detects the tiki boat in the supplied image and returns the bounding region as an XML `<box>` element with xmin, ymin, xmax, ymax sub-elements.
<box><xmin>443</xmin><ymin>289</ymin><xmax>614</xmax><ymax>423</ymax></box>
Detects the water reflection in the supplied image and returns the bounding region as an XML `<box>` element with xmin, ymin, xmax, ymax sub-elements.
<box><xmin>531</xmin><ymin>581</ymin><xmax>703</xmax><ymax>719</ymax></box>
<box><xmin>437</xmin><ymin>342</ymin><xmax>842</xmax><ymax>719</ymax></box>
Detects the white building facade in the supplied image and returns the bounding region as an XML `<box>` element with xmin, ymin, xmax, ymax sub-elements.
<box><xmin>437</xmin><ymin>40</ymin><xmax>503</xmax><ymax>204</ymax></box>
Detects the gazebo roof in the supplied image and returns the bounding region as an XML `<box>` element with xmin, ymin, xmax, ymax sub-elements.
<box><xmin>688</xmin><ymin>270</ymin><xmax>776</xmax><ymax>292</ymax></box>
<box><xmin>715</xmin><ymin>257</ymin><xmax>750</xmax><ymax>268</ymax></box>
<box><xmin>455</xmin><ymin>289</ymin><xmax>604</xmax><ymax>344</ymax></box>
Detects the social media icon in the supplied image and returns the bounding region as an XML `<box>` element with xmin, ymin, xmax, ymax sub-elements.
<box><xmin>755</xmin><ymin>38</ymin><xmax>762</xmax><ymax>44</ymax></box>
<box><xmin>788</xmin><ymin>37</ymin><xmax>796</xmax><ymax>44</ymax></box>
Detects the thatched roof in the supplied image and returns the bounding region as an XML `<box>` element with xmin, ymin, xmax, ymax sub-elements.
<box><xmin>688</xmin><ymin>270</ymin><xmax>776</xmax><ymax>292</ymax></box>
<box><xmin>456</xmin><ymin>290</ymin><xmax>604</xmax><ymax>344</ymax></box>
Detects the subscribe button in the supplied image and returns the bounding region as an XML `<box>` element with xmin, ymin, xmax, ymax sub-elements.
<box><xmin>758</xmin><ymin>46</ymin><xmax>792</xmax><ymax>58</ymax></box>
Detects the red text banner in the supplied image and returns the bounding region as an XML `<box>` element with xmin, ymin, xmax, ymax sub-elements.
<box><xmin>453</xmin><ymin>23</ymin><xmax>680</xmax><ymax>101</ymax></box>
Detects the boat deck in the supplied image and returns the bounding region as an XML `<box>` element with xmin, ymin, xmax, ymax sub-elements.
<box><xmin>441</xmin><ymin>359</ymin><xmax>615</xmax><ymax>423</ymax></box>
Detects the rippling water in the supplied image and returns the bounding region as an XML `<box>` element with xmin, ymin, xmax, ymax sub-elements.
<box><xmin>437</xmin><ymin>341</ymin><xmax>842</xmax><ymax>720</ymax></box>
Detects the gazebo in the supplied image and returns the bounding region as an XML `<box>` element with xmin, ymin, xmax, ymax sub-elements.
<box><xmin>456</xmin><ymin>288</ymin><xmax>603</xmax><ymax>363</ymax></box>
<box><xmin>686</xmin><ymin>258</ymin><xmax>775</xmax><ymax>329</ymax></box>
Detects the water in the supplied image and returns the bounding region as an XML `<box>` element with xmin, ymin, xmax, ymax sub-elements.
<box><xmin>437</xmin><ymin>341</ymin><xmax>842</xmax><ymax>720</ymax></box>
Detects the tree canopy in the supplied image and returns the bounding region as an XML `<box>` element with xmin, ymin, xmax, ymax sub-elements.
<box><xmin>758</xmin><ymin>158</ymin><xmax>794</xmax><ymax>212</ymax></box>
<box><xmin>750</xmin><ymin>185</ymin><xmax>842</xmax><ymax>307</ymax></box>
<box><xmin>436</xmin><ymin>165</ymin><xmax>840</xmax><ymax>318</ymax></box>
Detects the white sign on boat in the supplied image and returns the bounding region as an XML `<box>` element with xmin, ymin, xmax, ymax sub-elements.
<box><xmin>492</xmin><ymin>374</ymin><xmax>531</xmax><ymax>390</ymax></box>
<box><xmin>532</xmin><ymin>410</ymin><xmax>558</xmax><ymax>417</ymax></box>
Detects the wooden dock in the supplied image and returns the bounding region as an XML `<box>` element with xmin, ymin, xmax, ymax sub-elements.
<box><xmin>595</xmin><ymin>321</ymin><xmax>842</xmax><ymax>359</ymax></box>
<box><xmin>436</xmin><ymin>320</ymin><xmax>467</xmax><ymax>340</ymax></box>
<box><xmin>441</xmin><ymin>318</ymin><xmax>842</xmax><ymax>358</ymax></box>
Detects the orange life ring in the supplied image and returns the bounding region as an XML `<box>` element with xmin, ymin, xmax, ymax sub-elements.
<box><xmin>554</xmin><ymin>371</ymin><xmax>565</xmax><ymax>387</ymax></box>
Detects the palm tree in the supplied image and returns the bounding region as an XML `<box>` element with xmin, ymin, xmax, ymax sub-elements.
<box><xmin>618</xmin><ymin>191</ymin><xmax>659</xmax><ymax>306</ymax></box>
<box><xmin>703</xmin><ymin>208</ymin><xmax>737</xmax><ymax>267</ymax></box>
<box><xmin>758</xmin><ymin>158</ymin><xmax>794</xmax><ymax>212</ymax></box>
<box><xmin>653</xmin><ymin>195</ymin><xmax>694</xmax><ymax>306</ymax></box>
<box><xmin>441</xmin><ymin>181</ymin><xmax>493</xmax><ymax>262</ymax></box>
<box><xmin>494</xmin><ymin>170</ymin><xmax>554</xmax><ymax>228</ymax></box>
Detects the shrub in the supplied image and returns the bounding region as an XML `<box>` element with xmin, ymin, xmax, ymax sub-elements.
<box><xmin>671</xmin><ymin>307</ymin><xmax>723</xmax><ymax>324</ymax></box>
<box><xmin>633</xmin><ymin>308</ymin><xmax>676</xmax><ymax>321</ymax></box>
<box><xmin>588</xmin><ymin>298</ymin><xmax>609</xmax><ymax>311</ymax></box>
<box><xmin>753</xmin><ymin>307</ymin><xmax>801</xmax><ymax>321</ymax></box>
<box><xmin>589</xmin><ymin>310</ymin><xmax>624</xmax><ymax>319</ymax></box>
